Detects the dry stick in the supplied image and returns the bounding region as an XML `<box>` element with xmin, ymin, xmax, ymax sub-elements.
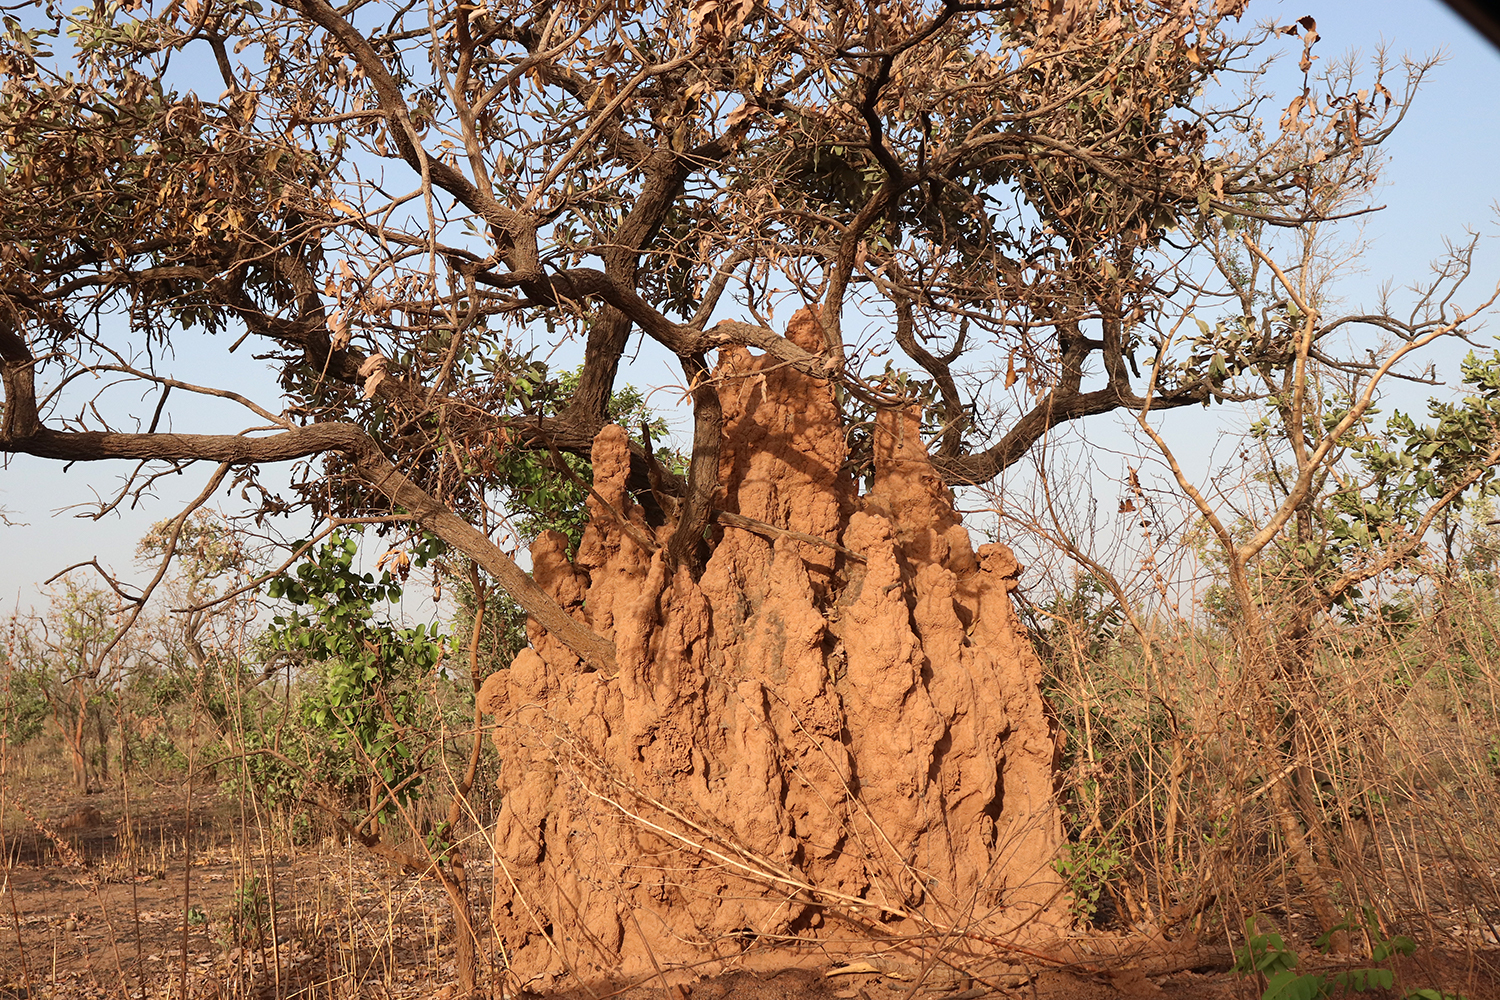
<box><xmin>226</xmin><ymin>648</ymin><xmax>258</xmax><ymax>956</ymax></box>
<box><xmin>447</xmin><ymin>734</ymin><xmax>536</xmax><ymax>993</ymax></box>
<box><xmin>562</xmin><ymin>738</ymin><xmax>1083</xmax><ymax>969</ymax></box>
<box><xmin>78</xmin><ymin>463</ymin><xmax>232</xmax><ymax>682</ymax></box>
<box><xmin>480</xmin><ymin>827</ymin><xmax>599</xmax><ymax>999</ymax></box>
<box><xmin>171</xmin><ymin>525</ymin><xmax>341</xmax><ymax>615</ymax></box>
<box><xmin>1133</xmin><ymin>305</ymin><xmax>1345</xmax><ymax>942</ymax></box>
<box><xmin>0</xmin><ymin>682</ymin><xmax>36</xmax><ymax>998</ymax></box>
<box><xmin>435</xmin><ymin>561</ymin><xmax>495</xmax><ymax>995</ymax></box>
<box><xmin>625</xmin><ymin>907</ymin><xmax>676</xmax><ymax>997</ymax></box>
<box><xmin>567</xmin><ymin>953</ymin><xmax>762</xmax><ymax>1000</ymax></box>
<box><xmin>3</xmin><ymin>869</ymin><xmax>34</xmax><ymax>999</ymax></box>
<box><xmin>568</xmin><ymin>742</ymin><xmax>962</xmax><ymax>935</ymax></box>
<box><xmin>1029</xmin><ymin>440</ymin><xmax>1183</xmax><ymax>878</ymax></box>
<box><xmin>116</xmin><ymin>700</ymin><xmax>147</xmax><ymax>997</ymax></box>
<box><xmin>2</xmin><ymin>796</ymin><xmax>124</xmax><ymax>990</ymax></box>
<box><xmin>3</xmin><ymin>794</ymin><xmax>89</xmax><ymax>871</ymax></box>
<box><xmin>329</xmin><ymin>700</ymin><xmax>484</xmax><ymax>992</ymax></box>
<box><xmin>711</xmin><ymin>509</ymin><xmax>866</xmax><ymax>563</ymax></box>
<box><xmin>260</xmin><ymin>755</ymin><xmax>286</xmax><ymax>989</ymax></box>
<box><xmin>178</xmin><ymin>731</ymin><xmax>195</xmax><ymax>1000</ymax></box>
<box><xmin>1</xmin><ymin>838</ymin><xmax>35</xmax><ymax>998</ymax></box>
<box><xmin>76</xmin><ymin>860</ymin><xmax>131</xmax><ymax>1000</ymax></box>
<box><xmin>341</xmin><ymin>843</ymin><xmax>361</xmax><ymax>995</ymax></box>
<box><xmin>226</xmin><ymin>610</ymin><xmax>285</xmax><ymax>990</ymax></box>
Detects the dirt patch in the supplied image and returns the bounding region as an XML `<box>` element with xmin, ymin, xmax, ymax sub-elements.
<box><xmin>531</xmin><ymin>944</ymin><xmax>1500</xmax><ymax>1000</ymax></box>
<box><xmin>0</xmin><ymin>780</ymin><xmax>487</xmax><ymax>1000</ymax></box>
<box><xmin>2</xmin><ymin>782</ymin><xmax>1496</xmax><ymax>998</ymax></box>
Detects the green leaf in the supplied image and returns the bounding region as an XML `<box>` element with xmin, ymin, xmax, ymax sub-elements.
<box><xmin>1263</xmin><ymin>970</ymin><xmax>1327</xmax><ymax>1000</ymax></box>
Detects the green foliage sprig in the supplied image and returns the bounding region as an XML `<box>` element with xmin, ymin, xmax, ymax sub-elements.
<box><xmin>1233</xmin><ymin>910</ymin><xmax>1464</xmax><ymax>1000</ymax></box>
<box><xmin>0</xmin><ymin>654</ymin><xmax>49</xmax><ymax>749</ymax></box>
<box><xmin>263</xmin><ymin>531</ymin><xmax>447</xmax><ymax>815</ymax></box>
<box><xmin>1053</xmin><ymin>834</ymin><xmax>1124</xmax><ymax>923</ymax></box>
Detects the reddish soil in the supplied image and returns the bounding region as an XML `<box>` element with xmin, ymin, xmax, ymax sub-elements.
<box><xmin>1</xmin><ymin>779</ymin><xmax>488</xmax><ymax>999</ymax></box>
<box><xmin>536</xmin><ymin>945</ymin><xmax>1500</xmax><ymax>1000</ymax></box>
<box><xmin>6</xmin><ymin>783</ymin><xmax>1496</xmax><ymax>999</ymax></box>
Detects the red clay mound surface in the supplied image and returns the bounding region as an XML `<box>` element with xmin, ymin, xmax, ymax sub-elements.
<box><xmin>479</xmin><ymin>308</ymin><xmax>1070</xmax><ymax>987</ymax></box>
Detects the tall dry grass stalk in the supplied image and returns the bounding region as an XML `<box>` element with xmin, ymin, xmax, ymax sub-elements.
<box><xmin>1027</xmin><ymin>538</ymin><xmax>1500</xmax><ymax>958</ymax></box>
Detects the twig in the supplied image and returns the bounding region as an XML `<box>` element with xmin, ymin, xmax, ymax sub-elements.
<box><xmin>711</xmin><ymin>509</ymin><xmax>866</xmax><ymax>563</ymax></box>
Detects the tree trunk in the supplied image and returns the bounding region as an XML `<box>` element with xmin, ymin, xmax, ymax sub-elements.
<box><xmin>442</xmin><ymin>859</ymin><xmax>476</xmax><ymax>996</ymax></box>
<box><xmin>1226</xmin><ymin>565</ymin><xmax>1348</xmax><ymax>953</ymax></box>
<box><xmin>67</xmin><ymin>714</ymin><xmax>88</xmax><ymax>793</ymax></box>
<box><xmin>68</xmin><ymin>680</ymin><xmax>90</xmax><ymax>793</ymax></box>
<box><xmin>93</xmin><ymin>700</ymin><xmax>109</xmax><ymax>785</ymax></box>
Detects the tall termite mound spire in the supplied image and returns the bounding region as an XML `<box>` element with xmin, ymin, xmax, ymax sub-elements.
<box><xmin>479</xmin><ymin>309</ymin><xmax>1067</xmax><ymax>985</ymax></box>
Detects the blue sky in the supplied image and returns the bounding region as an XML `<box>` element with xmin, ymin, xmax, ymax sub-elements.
<box><xmin>2</xmin><ymin>0</ymin><xmax>1499</xmax><ymax>617</ymax></box>
<box><xmin>1286</xmin><ymin>0</ymin><xmax>1500</xmax><ymax>312</ymax></box>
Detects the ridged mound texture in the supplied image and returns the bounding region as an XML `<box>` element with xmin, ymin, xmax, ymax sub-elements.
<box><xmin>479</xmin><ymin>309</ymin><xmax>1067</xmax><ymax>985</ymax></box>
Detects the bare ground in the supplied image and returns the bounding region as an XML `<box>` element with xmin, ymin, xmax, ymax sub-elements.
<box><xmin>3</xmin><ymin>780</ymin><xmax>1497</xmax><ymax>1000</ymax></box>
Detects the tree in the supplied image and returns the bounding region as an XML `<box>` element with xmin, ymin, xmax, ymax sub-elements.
<box><xmin>0</xmin><ymin>0</ymin><xmax>1415</xmax><ymax>615</ymax></box>
<box><xmin>1116</xmin><ymin>92</ymin><xmax>1500</xmax><ymax>937</ymax></box>
<box><xmin>0</xmin><ymin>626</ymin><xmax>50</xmax><ymax>757</ymax></box>
<box><xmin>10</xmin><ymin>580</ymin><xmax>129</xmax><ymax>792</ymax></box>
<box><xmin>0</xmin><ymin>0</ymin><xmax>1448</xmax><ymax>979</ymax></box>
<box><xmin>132</xmin><ymin>509</ymin><xmax>256</xmax><ymax>716</ymax></box>
<box><xmin>262</xmin><ymin>531</ymin><xmax>445</xmax><ymax>829</ymax></box>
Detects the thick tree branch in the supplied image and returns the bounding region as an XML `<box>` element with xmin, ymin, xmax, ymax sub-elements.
<box><xmin>0</xmin><ymin>310</ymin><xmax>41</xmax><ymax>440</ymax></box>
<box><xmin>0</xmin><ymin>421</ymin><xmax>616</xmax><ymax>671</ymax></box>
<box><xmin>933</xmin><ymin>382</ymin><xmax>1205</xmax><ymax>486</ymax></box>
<box><xmin>665</xmin><ymin>354</ymin><xmax>721</xmax><ymax>570</ymax></box>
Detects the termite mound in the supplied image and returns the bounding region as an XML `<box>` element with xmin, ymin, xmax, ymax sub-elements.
<box><xmin>479</xmin><ymin>309</ymin><xmax>1067</xmax><ymax>985</ymax></box>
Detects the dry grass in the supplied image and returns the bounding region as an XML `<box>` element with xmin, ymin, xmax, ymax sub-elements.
<box><xmin>1037</xmin><ymin>576</ymin><xmax>1500</xmax><ymax>968</ymax></box>
<box><xmin>5</xmin><ymin>562</ymin><xmax>1500</xmax><ymax>999</ymax></box>
<box><xmin>0</xmin><ymin>744</ymin><xmax>508</xmax><ymax>1000</ymax></box>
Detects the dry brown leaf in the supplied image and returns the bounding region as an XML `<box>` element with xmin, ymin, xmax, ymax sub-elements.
<box><xmin>359</xmin><ymin>353</ymin><xmax>387</xmax><ymax>398</ymax></box>
<box><xmin>329</xmin><ymin>312</ymin><xmax>351</xmax><ymax>352</ymax></box>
